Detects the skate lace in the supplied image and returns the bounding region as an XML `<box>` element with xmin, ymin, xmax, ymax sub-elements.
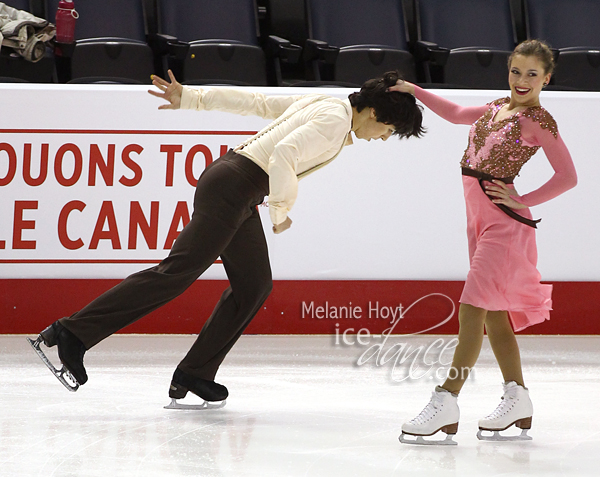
<box><xmin>408</xmin><ymin>392</ymin><xmax>442</xmax><ymax>425</ymax></box>
<box><xmin>485</xmin><ymin>395</ymin><xmax>514</xmax><ymax>420</ymax></box>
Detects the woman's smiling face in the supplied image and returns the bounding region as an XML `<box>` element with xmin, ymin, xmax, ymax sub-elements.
<box><xmin>508</xmin><ymin>54</ymin><xmax>552</xmax><ymax>107</ymax></box>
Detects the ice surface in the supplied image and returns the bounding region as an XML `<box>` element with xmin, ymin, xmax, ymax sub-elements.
<box><xmin>1</xmin><ymin>335</ymin><xmax>598</xmax><ymax>477</ymax></box>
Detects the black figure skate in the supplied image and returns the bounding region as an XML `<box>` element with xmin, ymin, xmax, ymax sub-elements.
<box><xmin>27</xmin><ymin>321</ymin><xmax>88</xmax><ymax>392</ymax></box>
<box><xmin>164</xmin><ymin>368</ymin><xmax>228</xmax><ymax>410</ymax></box>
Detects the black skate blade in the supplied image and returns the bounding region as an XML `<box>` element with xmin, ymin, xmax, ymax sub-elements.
<box><xmin>477</xmin><ymin>428</ymin><xmax>532</xmax><ymax>441</ymax></box>
<box><xmin>27</xmin><ymin>337</ymin><xmax>80</xmax><ymax>392</ymax></box>
<box><xmin>399</xmin><ymin>432</ymin><xmax>458</xmax><ymax>446</ymax></box>
<box><xmin>163</xmin><ymin>397</ymin><xmax>226</xmax><ymax>411</ymax></box>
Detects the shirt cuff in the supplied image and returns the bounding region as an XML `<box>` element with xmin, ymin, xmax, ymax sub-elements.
<box><xmin>180</xmin><ymin>86</ymin><xmax>205</xmax><ymax>111</ymax></box>
<box><xmin>269</xmin><ymin>203</ymin><xmax>288</xmax><ymax>225</ymax></box>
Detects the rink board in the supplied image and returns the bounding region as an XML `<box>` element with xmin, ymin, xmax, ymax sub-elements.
<box><xmin>0</xmin><ymin>85</ymin><xmax>598</xmax><ymax>334</ymax></box>
<box><xmin>1</xmin><ymin>278</ymin><xmax>598</xmax><ymax>335</ymax></box>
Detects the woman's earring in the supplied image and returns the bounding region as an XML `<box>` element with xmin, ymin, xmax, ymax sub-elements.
<box><xmin>543</xmin><ymin>82</ymin><xmax>548</xmax><ymax>88</ymax></box>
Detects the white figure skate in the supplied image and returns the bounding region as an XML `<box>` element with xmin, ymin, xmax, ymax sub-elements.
<box><xmin>477</xmin><ymin>381</ymin><xmax>533</xmax><ymax>441</ymax></box>
<box><xmin>399</xmin><ymin>386</ymin><xmax>460</xmax><ymax>445</ymax></box>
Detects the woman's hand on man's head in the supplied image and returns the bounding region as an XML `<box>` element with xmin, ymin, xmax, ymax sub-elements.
<box><xmin>387</xmin><ymin>79</ymin><xmax>415</xmax><ymax>96</ymax></box>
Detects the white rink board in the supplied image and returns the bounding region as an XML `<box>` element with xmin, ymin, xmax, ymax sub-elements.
<box><xmin>0</xmin><ymin>84</ymin><xmax>597</xmax><ymax>280</ymax></box>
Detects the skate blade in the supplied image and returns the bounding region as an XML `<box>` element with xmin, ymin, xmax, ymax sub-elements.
<box><xmin>399</xmin><ymin>432</ymin><xmax>457</xmax><ymax>446</ymax></box>
<box><xmin>164</xmin><ymin>397</ymin><xmax>226</xmax><ymax>411</ymax></box>
<box><xmin>26</xmin><ymin>337</ymin><xmax>80</xmax><ymax>392</ymax></box>
<box><xmin>477</xmin><ymin>428</ymin><xmax>532</xmax><ymax>441</ymax></box>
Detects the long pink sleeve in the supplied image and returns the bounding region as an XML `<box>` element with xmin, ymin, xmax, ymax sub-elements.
<box><xmin>414</xmin><ymin>86</ymin><xmax>489</xmax><ymax>125</ymax></box>
<box><xmin>517</xmin><ymin>118</ymin><xmax>578</xmax><ymax>206</ymax></box>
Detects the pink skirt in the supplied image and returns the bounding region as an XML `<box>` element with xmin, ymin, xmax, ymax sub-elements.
<box><xmin>460</xmin><ymin>176</ymin><xmax>552</xmax><ymax>331</ymax></box>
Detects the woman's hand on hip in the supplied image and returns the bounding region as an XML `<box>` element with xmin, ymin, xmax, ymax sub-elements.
<box><xmin>148</xmin><ymin>70</ymin><xmax>183</xmax><ymax>110</ymax></box>
<box><xmin>486</xmin><ymin>180</ymin><xmax>527</xmax><ymax>209</ymax></box>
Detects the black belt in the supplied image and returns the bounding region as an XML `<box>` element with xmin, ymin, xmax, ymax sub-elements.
<box><xmin>461</xmin><ymin>167</ymin><xmax>541</xmax><ymax>228</ymax></box>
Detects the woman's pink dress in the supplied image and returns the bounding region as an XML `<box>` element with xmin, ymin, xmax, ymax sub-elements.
<box><xmin>414</xmin><ymin>89</ymin><xmax>577</xmax><ymax>331</ymax></box>
<box><xmin>461</xmin><ymin>174</ymin><xmax>551</xmax><ymax>331</ymax></box>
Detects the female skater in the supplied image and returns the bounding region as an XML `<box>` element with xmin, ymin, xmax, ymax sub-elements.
<box><xmin>391</xmin><ymin>40</ymin><xmax>577</xmax><ymax>443</ymax></box>
<box><xmin>29</xmin><ymin>70</ymin><xmax>424</xmax><ymax>408</ymax></box>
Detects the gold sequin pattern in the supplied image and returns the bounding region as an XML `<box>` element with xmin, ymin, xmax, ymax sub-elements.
<box><xmin>460</xmin><ymin>98</ymin><xmax>558</xmax><ymax>178</ymax></box>
<box><xmin>521</xmin><ymin>107</ymin><xmax>558</xmax><ymax>138</ymax></box>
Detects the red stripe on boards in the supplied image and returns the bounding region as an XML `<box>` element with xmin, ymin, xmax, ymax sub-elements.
<box><xmin>1</xmin><ymin>279</ymin><xmax>597</xmax><ymax>335</ymax></box>
<box><xmin>0</xmin><ymin>260</ymin><xmax>222</xmax><ymax>265</ymax></box>
<box><xmin>0</xmin><ymin>129</ymin><xmax>257</xmax><ymax>136</ymax></box>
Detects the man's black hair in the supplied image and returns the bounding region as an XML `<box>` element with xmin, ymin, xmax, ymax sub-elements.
<box><xmin>349</xmin><ymin>71</ymin><xmax>425</xmax><ymax>139</ymax></box>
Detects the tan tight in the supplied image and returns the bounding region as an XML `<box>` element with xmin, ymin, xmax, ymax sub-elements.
<box><xmin>441</xmin><ymin>303</ymin><xmax>524</xmax><ymax>395</ymax></box>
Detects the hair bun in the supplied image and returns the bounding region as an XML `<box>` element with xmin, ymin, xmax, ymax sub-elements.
<box><xmin>382</xmin><ymin>71</ymin><xmax>400</xmax><ymax>88</ymax></box>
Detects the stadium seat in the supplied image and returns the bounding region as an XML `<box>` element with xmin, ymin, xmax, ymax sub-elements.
<box><xmin>45</xmin><ymin>0</ymin><xmax>154</xmax><ymax>83</ymax></box>
<box><xmin>0</xmin><ymin>0</ymin><xmax>55</xmax><ymax>82</ymax></box>
<box><xmin>259</xmin><ymin>0</ymin><xmax>308</xmax><ymax>84</ymax></box>
<box><xmin>525</xmin><ymin>0</ymin><xmax>600</xmax><ymax>91</ymax></box>
<box><xmin>152</xmin><ymin>0</ymin><xmax>299</xmax><ymax>86</ymax></box>
<box><xmin>303</xmin><ymin>0</ymin><xmax>417</xmax><ymax>86</ymax></box>
<box><xmin>416</xmin><ymin>0</ymin><xmax>519</xmax><ymax>89</ymax></box>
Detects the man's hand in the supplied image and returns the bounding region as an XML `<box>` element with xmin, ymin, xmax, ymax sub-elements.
<box><xmin>148</xmin><ymin>69</ymin><xmax>183</xmax><ymax>110</ymax></box>
<box><xmin>273</xmin><ymin>217</ymin><xmax>292</xmax><ymax>234</ymax></box>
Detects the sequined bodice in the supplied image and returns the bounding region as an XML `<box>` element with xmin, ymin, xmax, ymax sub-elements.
<box><xmin>460</xmin><ymin>98</ymin><xmax>558</xmax><ymax>177</ymax></box>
